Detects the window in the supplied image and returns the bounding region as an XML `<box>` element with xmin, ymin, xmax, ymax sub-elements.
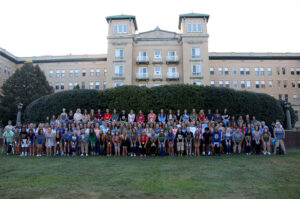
<box><xmin>154</xmin><ymin>51</ymin><xmax>161</xmax><ymax>58</ymax></box>
<box><xmin>219</xmin><ymin>80</ymin><xmax>223</xmax><ymax>87</ymax></box>
<box><xmin>291</xmin><ymin>67</ymin><xmax>295</xmax><ymax>75</ymax></box>
<box><xmin>89</xmin><ymin>82</ymin><xmax>94</xmax><ymax>89</ymax></box>
<box><xmin>292</xmin><ymin>80</ymin><xmax>296</xmax><ymax>88</ymax></box>
<box><xmin>241</xmin><ymin>80</ymin><xmax>245</xmax><ymax>88</ymax></box>
<box><xmin>49</xmin><ymin>70</ymin><xmax>53</xmax><ymax>78</ymax></box>
<box><xmin>254</xmin><ymin>68</ymin><xmax>259</xmax><ymax>75</ymax></box>
<box><xmin>154</xmin><ymin>66</ymin><xmax>161</xmax><ymax>75</ymax></box>
<box><xmin>114</xmin><ymin>82</ymin><xmax>124</xmax><ymax>87</ymax></box>
<box><xmin>82</xmin><ymin>69</ymin><xmax>86</xmax><ymax>77</ymax></box>
<box><xmin>114</xmin><ymin>66</ymin><xmax>124</xmax><ymax>76</ymax></box>
<box><xmin>168</xmin><ymin>66</ymin><xmax>177</xmax><ymax>74</ymax></box>
<box><xmin>55</xmin><ymin>82</ymin><xmax>59</xmax><ymax>90</ymax></box>
<box><xmin>81</xmin><ymin>81</ymin><xmax>85</xmax><ymax>89</ymax></box>
<box><xmin>225</xmin><ymin>80</ymin><xmax>230</xmax><ymax>88</ymax></box>
<box><xmin>192</xmin><ymin>64</ymin><xmax>201</xmax><ymax>75</ymax></box>
<box><xmin>139</xmin><ymin>83</ymin><xmax>147</xmax><ymax>87</ymax></box>
<box><xmin>69</xmin><ymin>70</ymin><xmax>74</xmax><ymax>77</ymax></box>
<box><xmin>261</xmin><ymin>81</ymin><xmax>265</xmax><ymax>88</ymax></box>
<box><xmin>278</xmin><ymin>94</ymin><xmax>282</xmax><ymax>100</ymax></box>
<box><xmin>96</xmin><ymin>69</ymin><xmax>100</xmax><ymax>76</ymax></box>
<box><xmin>246</xmin><ymin>67</ymin><xmax>250</xmax><ymax>75</ymax></box>
<box><xmin>255</xmin><ymin>81</ymin><xmax>260</xmax><ymax>88</ymax></box>
<box><xmin>295</xmin><ymin>110</ymin><xmax>299</xmax><ymax>121</ymax></box>
<box><xmin>233</xmin><ymin>67</ymin><xmax>237</xmax><ymax>75</ymax></box>
<box><xmin>187</xmin><ymin>22</ymin><xmax>202</xmax><ymax>32</ymax></box>
<box><xmin>294</xmin><ymin>94</ymin><xmax>298</xmax><ymax>102</ymax></box>
<box><xmin>224</xmin><ymin>67</ymin><xmax>229</xmax><ymax>75</ymax></box>
<box><xmin>284</xmin><ymin>94</ymin><xmax>288</xmax><ymax>102</ymax></box>
<box><xmin>210</xmin><ymin>80</ymin><xmax>215</xmax><ymax>86</ymax></box>
<box><xmin>153</xmin><ymin>83</ymin><xmax>161</xmax><ymax>87</ymax></box>
<box><xmin>68</xmin><ymin>82</ymin><xmax>73</xmax><ymax>90</ymax></box>
<box><xmin>283</xmin><ymin>80</ymin><xmax>288</xmax><ymax>88</ymax></box>
<box><xmin>95</xmin><ymin>81</ymin><xmax>100</xmax><ymax>90</ymax></box>
<box><xmin>282</xmin><ymin>67</ymin><xmax>286</xmax><ymax>75</ymax></box>
<box><xmin>75</xmin><ymin>69</ymin><xmax>79</xmax><ymax>77</ymax></box>
<box><xmin>103</xmin><ymin>81</ymin><xmax>107</xmax><ymax>89</ymax></box>
<box><xmin>240</xmin><ymin>67</ymin><xmax>244</xmax><ymax>75</ymax></box>
<box><xmin>298</xmin><ymin>80</ymin><xmax>300</xmax><ymax>88</ymax></box>
<box><xmin>138</xmin><ymin>67</ymin><xmax>148</xmax><ymax>75</ymax></box>
<box><xmin>168</xmin><ymin>51</ymin><xmax>177</xmax><ymax>57</ymax></box>
<box><xmin>60</xmin><ymin>82</ymin><xmax>64</xmax><ymax>90</ymax></box>
<box><xmin>210</xmin><ymin>67</ymin><xmax>214</xmax><ymax>75</ymax></box>
<box><xmin>297</xmin><ymin>68</ymin><xmax>300</xmax><ymax>75</ymax></box>
<box><xmin>61</xmin><ymin>70</ymin><xmax>65</xmax><ymax>78</ymax></box>
<box><xmin>246</xmin><ymin>80</ymin><xmax>251</xmax><ymax>89</ymax></box>
<box><xmin>191</xmin><ymin>48</ymin><xmax>200</xmax><ymax>58</ymax></box>
<box><xmin>113</xmin><ymin>23</ymin><xmax>128</xmax><ymax>34</ymax></box>
<box><xmin>90</xmin><ymin>69</ymin><xmax>94</xmax><ymax>77</ymax></box>
<box><xmin>139</xmin><ymin>51</ymin><xmax>147</xmax><ymax>57</ymax></box>
<box><xmin>277</xmin><ymin>80</ymin><xmax>281</xmax><ymax>88</ymax></box>
<box><xmin>193</xmin><ymin>82</ymin><xmax>202</xmax><ymax>86</ymax></box>
<box><xmin>56</xmin><ymin>70</ymin><xmax>60</xmax><ymax>78</ymax></box>
<box><xmin>104</xmin><ymin>68</ymin><xmax>107</xmax><ymax>76</ymax></box>
<box><xmin>268</xmin><ymin>68</ymin><xmax>272</xmax><ymax>75</ymax></box>
<box><xmin>260</xmin><ymin>67</ymin><xmax>264</xmax><ymax>75</ymax></box>
<box><xmin>233</xmin><ymin>80</ymin><xmax>238</xmax><ymax>88</ymax></box>
<box><xmin>74</xmin><ymin>82</ymin><xmax>78</xmax><ymax>87</ymax></box>
<box><xmin>115</xmin><ymin>49</ymin><xmax>124</xmax><ymax>59</ymax></box>
<box><xmin>276</xmin><ymin>67</ymin><xmax>280</xmax><ymax>75</ymax></box>
<box><xmin>218</xmin><ymin>67</ymin><xmax>223</xmax><ymax>75</ymax></box>
<box><xmin>269</xmin><ymin>81</ymin><xmax>273</xmax><ymax>88</ymax></box>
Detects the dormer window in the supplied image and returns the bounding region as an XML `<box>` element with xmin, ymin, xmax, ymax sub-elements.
<box><xmin>187</xmin><ymin>22</ymin><xmax>202</xmax><ymax>32</ymax></box>
<box><xmin>113</xmin><ymin>23</ymin><xmax>128</xmax><ymax>34</ymax></box>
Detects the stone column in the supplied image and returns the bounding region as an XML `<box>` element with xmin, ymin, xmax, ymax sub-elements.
<box><xmin>284</xmin><ymin>102</ymin><xmax>292</xmax><ymax>130</ymax></box>
<box><xmin>16</xmin><ymin>102</ymin><xmax>23</xmax><ymax>124</ymax></box>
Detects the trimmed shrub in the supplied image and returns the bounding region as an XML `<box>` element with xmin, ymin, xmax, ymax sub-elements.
<box><xmin>25</xmin><ymin>84</ymin><xmax>288</xmax><ymax>126</ymax></box>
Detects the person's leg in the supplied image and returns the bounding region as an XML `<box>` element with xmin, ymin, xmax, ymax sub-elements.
<box><xmin>238</xmin><ymin>144</ymin><xmax>241</xmax><ymax>154</ymax></box>
<box><xmin>279</xmin><ymin>140</ymin><xmax>286</xmax><ymax>155</ymax></box>
<box><xmin>263</xmin><ymin>141</ymin><xmax>266</xmax><ymax>154</ymax></box>
<box><xmin>267</xmin><ymin>141</ymin><xmax>271</xmax><ymax>154</ymax></box>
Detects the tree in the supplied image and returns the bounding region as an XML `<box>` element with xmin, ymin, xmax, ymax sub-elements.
<box><xmin>0</xmin><ymin>62</ymin><xmax>54</xmax><ymax>125</ymax></box>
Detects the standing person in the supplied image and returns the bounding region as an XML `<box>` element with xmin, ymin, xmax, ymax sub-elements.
<box><xmin>80</xmin><ymin>129</ymin><xmax>89</xmax><ymax>156</ymax></box>
<box><xmin>194</xmin><ymin>130</ymin><xmax>201</xmax><ymax>156</ymax></box>
<box><xmin>158</xmin><ymin>129</ymin><xmax>166</xmax><ymax>156</ymax></box>
<box><xmin>253</xmin><ymin>126</ymin><xmax>261</xmax><ymax>154</ymax></box>
<box><xmin>98</xmin><ymin>130</ymin><xmax>106</xmax><ymax>155</ymax></box>
<box><xmin>147</xmin><ymin>109</ymin><xmax>156</xmax><ymax>123</ymax></box>
<box><xmin>54</xmin><ymin>129</ymin><xmax>62</xmax><ymax>156</ymax></box>
<box><xmin>128</xmin><ymin>109</ymin><xmax>136</xmax><ymax>123</ymax></box>
<box><xmin>232</xmin><ymin>128</ymin><xmax>244</xmax><ymax>154</ymax></box>
<box><xmin>62</xmin><ymin>130</ymin><xmax>69</xmax><ymax>156</ymax></box>
<box><xmin>262</xmin><ymin>128</ymin><xmax>271</xmax><ymax>155</ymax></box>
<box><xmin>273</xmin><ymin>122</ymin><xmax>286</xmax><ymax>155</ymax></box>
<box><xmin>104</xmin><ymin>109</ymin><xmax>112</xmax><ymax>123</ymax></box>
<box><xmin>148</xmin><ymin>131</ymin><xmax>157</xmax><ymax>156</ymax></box>
<box><xmin>202</xmin><ymin>127</ymin><xmax>212</xmax><ymax>156</ymax></box>
<box><xmin>20</xmin><ymin>127</ymin><xmax>28</xmax><ymax>157</ymax></box>
<box><xmin>130</xmin><ymin>130</ymin><xmax>138</xmax><ymax>157</ymax></box>
<box><xmin>2</xmin><ymin>127</ymin><xmax>14</xmax><ymax>155</ymax></box>
<box><xmin>28</xmin><ymin>129</ymin><xmax>35</xmax><ymax>156</ymax></box>
<box><xmin>158</xmin><ymin>109</ymin><xmax>166</xmax><ymax>123</ymax></box>
<box><xmin>13</xmin><ymin>128</ymin><xmax>20</xmax><ymax>155</ymax></box>
<box><xmin>166</xmin><ymin>128</ymin><xmax>175</xmax><ymax>156</ymax></box>
<box><xmin>89</xmin><ymin>129</ymin><xmax>97</xmax><ymax>156</ymax></box>
<box><xmin>138</xmin><ymin>130</ymin><xmax>148</xmax><ymax>157</ymax></box>
<box><xmin>70</xmin><ymin>130</ymin><xmax>78</xmax><ymax>156</ymax></box>
<box><xmin>105</xmin><ymin>130</ymin><xmax>113</xmax><ymax>157</ymax></box>
<box><xmin>212</xmin><ymin>127</ymin><xmax>222</xmax><ymax>155</ymax></box>
<box><xmin>244</xmin><ymin>129</ymin><xmax>252</xmax><ymax>155</ymax></box>
<box><xmin>185</xmin><ymin>129</ymin><xmax>194</xmax><ymax>156</ymax></box>
<box><xmin>176</xmin><ymin>128</ymin><xmax>185</xmax><ymax>156</ymax></box>
<box><xmin>113</xmin><ymin>131</ymin><xmax>121</xmax><ymax>156</ymax></box>
<box><xmin>36</xmin><ymin>129</ymin><xmax>45</xmax><ymax>157</ymax></box>
<box><xmin>121</xmin><ymin>130</ymin><xmax>129</xmax><ymax>156</ymax></box>
<box><xmin>136</xmin><ymin>110</ymin><xmax>145</xmax><ymax>123</ymax></box>
<box><xmin>45</xmin><ymin>128</ymin><xmax>54</xmax><ymax>156</ymax></box>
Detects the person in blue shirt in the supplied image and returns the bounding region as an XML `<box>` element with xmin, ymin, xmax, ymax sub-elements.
<box><xmin>273</xmin><ymin>122</ymin><xmax>286</xmax><ymax>155</ymax></box>
<box><xmin>182</xmin><ymin>109</ymin><xmax>190</xmax><ymax>122</ymax></box>
<box><xmin>166</xmin><ymin>128</ymin><xmax>175</xmax><ymax>156</ymax></box>
<box><xmin>205</xmin><ymin>109</ymin><xmax>213</xmax><ymax>121</ymax></box>
<box><xmin>181</xmin><ymin>123</ymin><xmax>187</xmax><ymax>134</ymax></box>
<box><xmin>158</xmin><ymin>109</ymin><xmax>166</xmax><ymax>123</ymax></box>
<box><xmin>212</xmin><ymin>127</ymin><xmax>222</xmax><ymax>155</ymax></box>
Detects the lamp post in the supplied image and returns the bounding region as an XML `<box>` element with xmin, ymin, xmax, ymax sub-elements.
<box><xmin>284</xmin><ymin>101</ymin><xmax>292</xmax><ymax>130</ymax></box>
<box><xmin>16</xmin><ymin>102</ymin><xmax>23</xmax><ymax>124</ymax></box>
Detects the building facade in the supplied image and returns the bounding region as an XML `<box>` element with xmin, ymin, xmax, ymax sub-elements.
<box><xmin>0</xmin><ymin>13</ymin><xmax>299</xmax><ymax>127</ymax></box>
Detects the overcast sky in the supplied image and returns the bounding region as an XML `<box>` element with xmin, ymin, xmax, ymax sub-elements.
<box><xmin>0</xmin><ymin>0</ymin><xmax>299</xmax><ymax>57</ymax></box>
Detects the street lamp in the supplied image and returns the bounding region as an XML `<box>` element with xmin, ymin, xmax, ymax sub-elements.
<box><xmin>16</xmin><ymin>102</ymin><xmax>23</xmax><ymax>124</ymax></box>
<box><xmin>284</xmin><ymin>101</ymin><xmax>292</xmax><ymax>130</ymax></box>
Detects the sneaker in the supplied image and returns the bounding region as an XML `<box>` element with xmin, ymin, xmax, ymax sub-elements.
<box><xmin>268</xmin><ymin>152</ymin><xmax>271</xmax><ymax>155</ymax></box>
<box><xmin>202</xmin><ymin>152</ymin><xmax>205</xmax><ymax>156</ymax></box>
<box><xmin>134</xmin><ymin>153</ymin><xmax>136</xmax><ymax>157</ymax></box>
<box><xmin>144</xmin><ymin>154</ymin><xmax>146</xmax><ymax>157</ymax></box>
<box><xmin>263</xmin><ymin>152</ymin><xmax>266</xmax><ymax>155</ymax></box>
<box><xmin>86</xmin><ymin>154</ymin><xmax>88</xmax><ymax>157</ymax></box>
<box><xmin>25</xmin><ymin>152</ymin><xmax>28</xmax><ymax>156</ymax></box>
<box><xmin>131</xmin><ymin>153</ymin><xmax>133</xmax><ymax>157</ymax></box>
<box><xmin>208</xmin><ymin>152</ymin><xmax>211</xmax><ymax>156</ymax></box>
<box><xmin>140</xmin><ymin>154</ymin><xmax>143</xmax><ymax>157</ymax></box>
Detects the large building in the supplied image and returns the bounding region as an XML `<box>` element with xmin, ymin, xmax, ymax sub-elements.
<box><xmin>0</xmin><ymin>13</ymin><xmax>299</xmax><ymax>127</ymax></box>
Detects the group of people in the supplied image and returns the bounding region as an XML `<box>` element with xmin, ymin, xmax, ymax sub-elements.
<box><xmin>1</xmin><ymin>108</ymin><xmax>287</xmax><ymax>157</ymax></box>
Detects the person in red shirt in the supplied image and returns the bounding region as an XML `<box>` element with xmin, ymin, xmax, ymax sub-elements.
<box><xmin>198</xmin><ymin>109</ymin><xmax>205</xmax><ymax>122</ymax></box>
<box><xmin>147</xmin><ymin>109</ymin><xmax>156</xmax><ymax>123</ymax></box>
<box><xmin>136</xmin><ymin>110</ymin><xmax>145</xmax><ymax>123</ymax></box>
<box><xmin>104</xmin><ymin>109</ymin><xmax>111</xmax><ymax>123</ymax></box>
<box><xmin>138</xmin><ymin>130</ymin><xmax>148</xmax><ymax>157</ymax></box>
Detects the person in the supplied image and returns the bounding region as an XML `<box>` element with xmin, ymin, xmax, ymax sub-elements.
<box><xmin>28</xmin><ymin>129</ymin><xmax>35</xmax><ymax>156</ymax></box>
<box><xmin>273</xmin><ymin>122</ymin><xmax>286</xmax><ymax>155</ymax></box>
<box><xmin>166</xmin><ymin>128</ymin><xmax>175</xmax><ymax>156</ymax></box>
<box><xmin>74</xmin><ymin>108</ymin><xmax>83</xmax><ymax>124</ymax></box>
<box><xmin>130</xmin><ymin>130</ymin><xmax>138</xmax><ymax>157</ymax></box>
<box><xmin>136</xmin><ymin>110</ymin><xmax>145</xmax><ymax>123</ymax></box>
<box><xmin>185</xmin><ymin>128</ymin><xmax>193</xmax><ymax>156</ymax></box>
<box><xmin>182</xmin><ymin>109</ymin><xmax>190</xmax><ymax>122</ymax></box>
<box><xmin>190</xmin><ymin>109</ymin><xmax>197</xmax><ymax>122</ymax></box>
<box><xmin>198</xmin><ymin>110</ymin><xmax>205</xmax><ymax>122</ymax></box>
<box><xmin>167</xmin><ymin>110</ymin><xmax>174</xmax><ymax>122</ymax></box>
<box><xmin>148</xmin><ymin>131</ymin><xmax>157</xmax><ymax>156</ymax></box>
<box><xmin>36</xmin><ymin>129</ymin><xmax>45</xmax><ymax>157</ymax></box>
<box><xmin>82</xmin><ymin>109</ymin><xmax>90</xmax><ymax>124</ymax></box>
<box><xmin>62</xmin><ymin>130</ymin><xmax>69</xmax><ymax>156</ymax></box>
<box><xmin>95</xmin><ymin>109</ymin><xmax>104</xmax><ymax>124</ymax></box>
<box><xmin>147</xmin><ymin>109</ymin><xmax>156</xmax><ymax>123</ymax></box>
<box><xmin>70</xmin><ymin>130</ymin><xmax>78</xmax><ymax>156</ymax></box>
<box><xmin>262</xmin><ymin>128</ymin><xmax>271</xmax><ymax>155</ymax></box>
<box><xmin>20</xmin><ymin>127</ymin><xmax>28</xmax><ymax>157</ymax></box>
<box><xmin>105</xmin><ymin>130</ymin><xmax>113</xmax><ymax>157</ymax></box>
<box><xmin>194</xmin><ymin>130</ymin><xmax>201</xmax><ymax>156</ymax></box>
<box><xmin>202</xmin><ymin>127</ymin><xmax>212</xmax><ymax>156</ymax></box>
<box><xmin>13</xmin><ymin>128</ymin><xmax>20</xmax><ymax>155</ymax></box>
<box><xmin>45</xmin><ymin>128</ymin><xmax>54</xmax><ymax>156</ymax></box>
<box><xmin>111</xmin><ymin>109</ymin><xmax>119</xmax><ymax>122</ymax></box>
<box><xmin>113</xmin><ymin>131</ymin><xmax>121</xmax><ymax>156</ymax></box>
<box><xmin>158</xmin><ymin>109</ymin><xmax>166</xmax><ymax>123</ymax></box>
<box><xmin>60</xmin><ymin>108</ymin><xmax>68</xmax><ymax>124</ymax></box>
<box><xmin>104</xmin><ymin>109</ymin><xmax>112</xmax><ymax>123</ymax></box>
<box><xmin>128</xmin><ymin>109</ymin><xmax>135</xmax><ymax>123</ymax></box>
<box><xmin>176</xmin><ymin>128</ymin><xmax>185</xmax><ymax>156</ymax></box>
<box><xmin>54</xmin><ymin>129</ymin><xmax>62</xmax><ymax>156</ymax></box>
<box><xmin>222</xmin><ymin>108</ymin><xmax>230</xmax><ymax>127</ymax></box>
<box><xmin>89</xmin><ymin>129</ymin><xmax>97</xmax><ymax>156</ymax></box>
<box><xmin>79</xmin><ymin>129</ymin><xmax>89</xmax><ymax>156</ymax></box>
<box><xmin>158</xmin><ymin>129</ymin><xmax>166</xmax><ymax>156</ymax></box>
<box><xmin>119</xmin><ymin>110</ymin><xmax>128</xmax><ymax>124</ymax></box>
<box><xmin>212</xmin><ymin>127</ymin><xmax>222</xmax><ymax>155</ymax></box>
<box><xmin>2</xmin><ymin>127</ymin><xmax>14</xmax><ymax>155</ymax></box>
<box><xmin>232</xmin><ymin>128</ymin><xmax>244</xmax><ymax>154</ymax></box>
<box><xmin>175</xmin><ymin>109</ymin><xmax>181</xmax><ymax>121</ymax></box>
<box><xmin>138</xmin><ymin>130</ymin><xmax>148</xmax><ymax>157</ymax></box>
<box><xmin>121</xmin><ymin>130</ymin><xmax>129</xmax><ymax>156</ymax></box>
<box><xmin>68</xmin><ymin>110</ymin><xmax>74</xmax><ymax>124</ymax></box>
<box><xmin>98</xmin><ymin>130</ymin><xmax>106</xmax><ymax>155</ymax></box>
<box><xmin>253</xmin><ymin>126</ymin><xmax>261</xmax><ymax>154</ymax></box>
<box><xmin>244</xmin><ymin>129</ymin><xmax>252</xmax><ymax>155</ymax></box>
<box><xmin>89</xmin><ymin>109</ymin><xmax>95</xmax><ymax>123</ymax></box>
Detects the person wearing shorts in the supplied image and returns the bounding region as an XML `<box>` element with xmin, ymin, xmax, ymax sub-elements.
<box><xmin>223</xmin><ymin>128</ymin><xmax>232</xmax><ymax>154</ymax></box>
<box><xmin>28</xmin><ymin>129</ymin><xmax>35</xmax><ymax>156</ymax></box>
<box><xmin>45</xmin><ymin>128</ymin><xmax>54</xmax><ymax>156</ymax></box>
<box><xmin>138</xmin><ymin>130</ymin><xmax>148</xmax><ymax>157</ymax></box>
<box><xmin>89</xmin><ymin>129</ymin><xmax>97</xmax><ymax>156</ymax></box>
<box><xmin>113</xmin><ymin>131</ymin><xmax>121</xmax><ymax>156</ymax></box>
<box><xmin>244</xmin><ymin>129</ymin><xmax>252</xmax><ymax>155</ymax></box>
<box><xmin>232</xmin><ymin>128</ymin><xmax>244</xmax><ymax>154</ymax></box>
<box><xmin>54</xmin><ymin>129</ymin><xmax>62</xmax><ymax>156</ymax></box>
<box><xmin>166</xmin><ymin>128</ymin><xmax>175</xmax><ymax>156</ymax></box>
<box><xmin>158</xmin><ymin>130</ymin><xmax>166</xmax><ymax>156</ymax></box>
<box><xmin>2</xmin><ymin>127</ymin><xmax>14</xmax><ymax>155</ymax></box>
<box><xmin>36</xmin><ymin>129</ymin><xmax>45</xmax><ymax>157</ymax></box>
<box><xmin>62</xmin><ymin>130</ymin><xmax>69</xmax><ymax>156</ymax></box>
<box><xmin>262</xmin><ymin>128</ymin><xmax>271</xmax><ymax>155</ymax></box>
<box><xmin>185</xmin><ymin>129</ymin><xmax>193</xmax><ymax>156</ymax></box>
<box><xmin>80</xmin><ymin>129</ymin><xmax>89</xmax><ymax>157</ymax></box>
<box><xmin>121</xmin><ymin>130</ymin><xmax>129</xmax><ymax>156</ymax></box>
<box><xmin>193</xmin><ymin>130</ymin><xmax>201</xmax><ymax>156</ymax></box>
<box><xmin>70</xmin><ymin>130</ymin><xmax>78</xmax><ymax>156</ymax></box>
<box><xmin>20</xmin><ymin>127</ymin><xmax>28</xmax><ymax>157</ymax></box>
<box><xmin>212</xmin><ymin>127</ymin><xmax>222</xmax><ymax>155</ymax></box>
<box><xmin>202</xmin><ymin>127</ymin><xmax>212</xmax><ymax>156</ymax></box>
<box><xmin>176</xmin><ymin>128</ymin><xmax>185</xmax><ymax>156</ymax></box>
<box><xmin>105</xmin><ymin>130</ymin><xmax>113</xmax><ymax>157</ymax></box>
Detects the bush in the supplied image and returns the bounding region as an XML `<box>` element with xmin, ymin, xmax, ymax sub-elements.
<box><xmin>25</xmin><ymin>84</ymin><xmax>288</xmax><ymax>126</ymax></box>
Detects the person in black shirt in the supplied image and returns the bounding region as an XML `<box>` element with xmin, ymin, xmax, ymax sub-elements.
<box><xmin>176</xmin><ymin>128</ymin><xmax>185</xmax><ymax>156</ymax></box>
<box><xmin>175</xmin><ymin>109</ymin><xmax>181</xmax><ymax>122</ymax></box>
<box><xmin>202</xmin><ymin>127</ymin><xmax>212</xmax><ymax>156</ymax></box>
<box><xmin>119</xmin><ymin>110</ymin><xmax>128</xmax><ymax>123</ymax></box>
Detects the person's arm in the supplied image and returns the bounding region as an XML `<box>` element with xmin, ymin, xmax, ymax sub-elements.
<box><xmin>273</xmin><ymin>129</ymin><xmax>277</xmax><ymax>140</ymax></box>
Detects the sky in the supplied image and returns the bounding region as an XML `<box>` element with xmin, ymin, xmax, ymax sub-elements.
<box><xmin>0</xmin><ymin>0</ymin><xmax>299</xmax><ymax>57</ymax></box>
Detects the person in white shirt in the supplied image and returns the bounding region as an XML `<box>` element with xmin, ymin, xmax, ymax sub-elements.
<box><xmin>128</xmin><ymin>109</ymin><xmax>135</xmax><ymax>123</ymax></box>
<box><xmin>74</xmin><ymin>108</ymin><xmax>83</xmax><ymax>123</ymax></box>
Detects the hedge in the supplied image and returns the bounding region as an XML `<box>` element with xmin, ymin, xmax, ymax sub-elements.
<box><xmin>25</xmin><ymin>84</ymin><xmax>290</xmax><ymax>126</ymax></box>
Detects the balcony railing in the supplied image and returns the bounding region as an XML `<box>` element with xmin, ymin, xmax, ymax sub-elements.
<box><xmin>152</xmin><ymin>57</ymin><xmax>163</xmax><ymax>63</ymax></box>
<box><xmin>190</xmin><ymin>72</ymin><xmax>203</xmax><ymax>78</ymax></box>
<box><xmin>112</xmin><ymin>73</ymin><xmax>125</xmax><ymax>80</ymax></box>
<box><xmin>166</xmin><ymin>72</ymin><xmax>179</xmax><ymax>80</ymax></box>
<box><xmin>114</xmin><ymin>56</ymin><xmax>124</xmax><ymax>61</ymax></box>
<box><xmin>152</xmin><ymin>73</ymin><xmax>163</xmax><ymax>80</ymax></box>
<box><xmin>166</xmin><ymin>55</ymin><xmax>179</xmax><ymax>63</ymax></box>
<box><xmin>136</xmin><ymin>56</ymin><xmax>149</xmax><ymax>64</ymax></box>
<box><xmin>136</xmin><ymin>73</ymin><xmax>149</xmax><ymax>80</ymax></box>
<box><xmin>191</xmin><ymin>55</ymin><xmax>201</xmax><ymax>60</ymax></box>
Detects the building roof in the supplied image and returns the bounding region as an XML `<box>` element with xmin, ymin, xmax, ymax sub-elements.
<box><xmin>178</xmin><ymin>13</ymin><xmax>210</xmax><ymax>29</ymax></box>
<box><xmin>106</xmin><ymin>14</ymin><xmax>138</xmax><ymax>30</ymax></box>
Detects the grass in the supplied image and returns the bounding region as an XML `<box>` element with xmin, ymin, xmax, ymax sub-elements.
<box><xmin>0</xmin><ymin>150</ymin><xmax>300</xmax><ymax>199</ymax></box>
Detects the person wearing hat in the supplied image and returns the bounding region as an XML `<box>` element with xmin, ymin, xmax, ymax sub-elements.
<box><xmin>273</xmin><ymin>122</ymin><xmax>286</xmax><ymax>155</ymax></box>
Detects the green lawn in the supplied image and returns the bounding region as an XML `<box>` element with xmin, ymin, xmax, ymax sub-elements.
<box><xmin>0</xmin><ymin>151</ymin><xmax>300</xmax><ymax>199</ymax></box>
